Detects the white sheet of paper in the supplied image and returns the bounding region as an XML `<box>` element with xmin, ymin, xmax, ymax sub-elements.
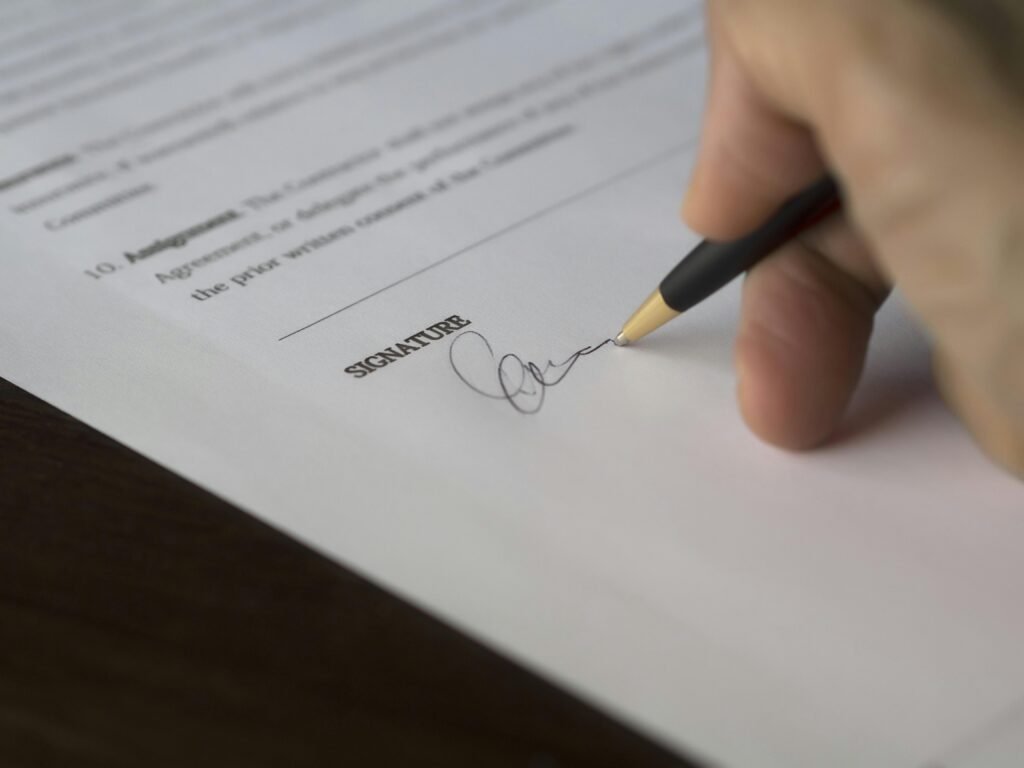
<box><xmin>1</xmin><ymin>2</ymin><xmax>1023</xmax><ymax>766</ymax></box>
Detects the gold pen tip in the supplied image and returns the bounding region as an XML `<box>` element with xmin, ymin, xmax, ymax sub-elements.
<box><xmin>616</xmin><ymin>290</ymin><xmax>680</xmax><ymax>346</ymax></box>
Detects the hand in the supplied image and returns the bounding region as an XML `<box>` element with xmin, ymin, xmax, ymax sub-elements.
<box><xmin>684</xmin><ymin>0</ymin><xmax>1024</xmax><ymax>475</ymax></box>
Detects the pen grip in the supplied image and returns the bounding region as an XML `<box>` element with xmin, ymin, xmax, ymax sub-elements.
<box><xmin>659</xmin><ymin>175</ymin><xmax>840</xmax><ymax>313</ymax></box>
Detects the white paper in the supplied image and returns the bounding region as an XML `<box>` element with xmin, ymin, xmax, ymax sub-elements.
<box><xmin>1</xmin><ymin>2</ymin><xmax>1022</xmax><ymax>766</ymax></box>
<box><xmin>943</xmin><ymin>706</ymin><xmax>1024</xmax><ymax>768</ymax></box>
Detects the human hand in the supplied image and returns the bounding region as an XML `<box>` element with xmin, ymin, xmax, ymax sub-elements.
<box><xmin>684</xmin><ymin>0</ymin><xmax>1024</xmax><ymax>474</ymax></box>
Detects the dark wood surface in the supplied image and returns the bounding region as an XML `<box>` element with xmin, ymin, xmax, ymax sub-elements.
<box><xmin>0</xmin><ymin>376</ymin><xmax>695</xmax><ymax>768</ymax></box>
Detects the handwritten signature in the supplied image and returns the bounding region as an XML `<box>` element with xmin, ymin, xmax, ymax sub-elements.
<box><xmin>448</xmin><ymin>330</ymin><xmax>613</xmax><ymax>414</ymax></box>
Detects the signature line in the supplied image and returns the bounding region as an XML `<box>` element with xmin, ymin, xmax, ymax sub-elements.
<box><xmin>276</xmin><ymin>141</ymin><xmax>692</xmax><ymax>341</ymax></box>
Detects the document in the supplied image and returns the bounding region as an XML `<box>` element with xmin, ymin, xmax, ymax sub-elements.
<box><xmin>1</xmin><ymin>2</ymin><xmax>1023</xmax><ymax>766</ymax></box>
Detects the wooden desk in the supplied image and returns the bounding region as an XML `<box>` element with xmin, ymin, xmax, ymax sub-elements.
<box><xmin>0</xmin><ymin>377</ymin><xmax>694</xmax><ymax>768</ymax></box>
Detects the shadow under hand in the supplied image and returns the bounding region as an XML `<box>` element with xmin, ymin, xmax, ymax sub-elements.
<box><xmin>830</xmin><ymin>313</ymin><xmax>939</xmax><ymax>447</ymax></box>
<box><xmin>832</xmin><ymin>362</ymin><xmax>937</xmax><ymax>446</ymax></box>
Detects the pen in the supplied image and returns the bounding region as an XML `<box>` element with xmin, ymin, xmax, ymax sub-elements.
<box><xmin>614</xmin><ymin>175</ymin><xmax>841</xmax><ymax>346</ymax></box>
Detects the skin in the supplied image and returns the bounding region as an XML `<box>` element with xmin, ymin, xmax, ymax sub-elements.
<box><xmin>683</xmin><ymin>0</ymin><xmax>1024</xmax><ymax>475</ymax></box>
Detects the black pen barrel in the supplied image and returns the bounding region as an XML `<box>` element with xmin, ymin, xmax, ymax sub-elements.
<box><xmin>659</xmin><ymin>175</ymin><xmax>840</xmax><ymax>313</ymax></box>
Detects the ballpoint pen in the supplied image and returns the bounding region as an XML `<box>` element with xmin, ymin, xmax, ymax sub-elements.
<box><xmin>615</xmin><ymin>175</ymin><xmax>841</xmax><ymax>345</ymax></box>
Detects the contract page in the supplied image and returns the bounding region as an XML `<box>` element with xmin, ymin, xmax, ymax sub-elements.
<box><xmin>1</xmin><ymin>2</ymin><xmax>1022</xmax><ymax>766</ymax></box>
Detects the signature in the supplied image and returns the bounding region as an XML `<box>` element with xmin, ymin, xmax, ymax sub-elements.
<box><xmin>448</xmin><ymin>330</ymin><xmax>613</xmax><ymax>414</ymax></box>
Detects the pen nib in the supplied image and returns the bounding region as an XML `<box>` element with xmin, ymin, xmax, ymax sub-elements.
<box><xmin>613</xmin><ymin>333</ymin><xmax>630</xmax><ymax>347</ymax></box>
